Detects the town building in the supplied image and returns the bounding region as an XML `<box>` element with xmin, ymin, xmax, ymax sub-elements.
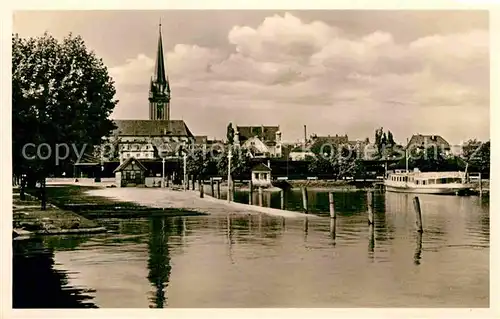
<box><xmin>101</xmin><ymin>23</ymin><xmax>195</xmax><ymax>164</ymax></box>
<box><xmin>251</xmin><ymin>162</ymin><xmax>272</xmax><ymax>187</ymax></box>
<box><xmin>407</xmin><ymin>134</ymin><xmax>451</xmax><ymax>155</ymax></box>
<box><xmin>233</xmin><ymin>125</ymin><xmax>283</xmax><ymax>158</ymax></box>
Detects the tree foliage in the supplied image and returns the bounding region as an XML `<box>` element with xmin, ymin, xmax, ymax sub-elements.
<box><xmin>215</xmin><ymin>146</ymin><xmax>253</xmax><ymax>179</ymax></box>
<box><xmin>12</xmin><ymin>32</ymin><xmax>118</xmax><ymax>181</ymax></box>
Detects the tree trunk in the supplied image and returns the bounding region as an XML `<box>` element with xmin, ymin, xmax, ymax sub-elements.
<box><xmin>40</xmin><ymin>178</ymin><xmax>47</xmax><ymax>211</ymax></box>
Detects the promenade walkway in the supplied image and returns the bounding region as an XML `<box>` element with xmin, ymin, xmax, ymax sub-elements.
<box><xmin>86</xmin><ymin>187</ymin><xmax>317</xmax><ymax>219</ymax></box>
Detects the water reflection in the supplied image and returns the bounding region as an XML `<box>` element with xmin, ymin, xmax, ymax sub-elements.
<box><xmin>13</xmin><ymin>238</ymin><xmax>97</xmax><ymax>308</ymax></box>
<box><xmin>147</xmin><ymin>217</ymin><xmax>172</xmax><ymax>308</ymax></box>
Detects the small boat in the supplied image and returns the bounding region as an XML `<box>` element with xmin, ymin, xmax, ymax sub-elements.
<box><xmin>384</xmin><ymin>169</ymin><xmax>473</xmax><ymax>195</ymax></box>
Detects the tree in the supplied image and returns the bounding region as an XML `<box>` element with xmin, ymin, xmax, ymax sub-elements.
<box><xmin>216</xmin><ymin>146</ymin><xmax>252</xmax><ymax>180</ymax></box>
<box><xmin>466</xmin><ymin>141</ymin><xmax>490</xmax><ymax>174</ymax></box>
<box><xmin>226</xmin><ymin>123</ymin><xmax>235</xmax><ymax>145</ymax></box>
<box><xmin>387</xmin><ymin>131</ymin><xmax>395</xmax><ymax>147</ymax></box>
<box><xmin>413</xmin><ymin>146</ymin><xmax>447</xmax><ymax>172</ymax></box>
<box><xmin>12</xmin><ymin>32</ymin><xmax>117</xmax><ymax>206</ymax></box>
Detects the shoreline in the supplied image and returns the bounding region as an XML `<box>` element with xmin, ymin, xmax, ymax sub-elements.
<box><xmin>13</xmin><ymin>189</ymin><xmax>108</xmax><ymax>237</ymax></box>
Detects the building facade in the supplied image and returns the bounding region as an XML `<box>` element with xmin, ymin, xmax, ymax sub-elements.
<box><xmin>234</xmin><ymin>125</ymin><xmax>283</xmax><ymax>158</ymax></box>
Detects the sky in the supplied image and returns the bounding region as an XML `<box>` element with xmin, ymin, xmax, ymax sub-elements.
<box><xmin>12</xmin><ymin>10</ymin><xmax>490</xmax><ymax>145</ymax></box>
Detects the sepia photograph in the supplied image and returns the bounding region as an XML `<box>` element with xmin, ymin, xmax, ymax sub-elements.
<box><xmin>9</xmin><ymin>7</ymin><xmax>490</xmax><ymax>311</ymax></box>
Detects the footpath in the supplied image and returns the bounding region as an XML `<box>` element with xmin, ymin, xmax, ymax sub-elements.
<box><xmin>86</xmin><ymin>187</ymin><xmax>316</xmax><ymax>219</ymax></box>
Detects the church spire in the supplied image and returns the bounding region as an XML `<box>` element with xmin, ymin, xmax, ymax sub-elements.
<box><xmin>153</xmin><ymin>19</ymin><xmax>167</xmax><ymax>86</ymax></box>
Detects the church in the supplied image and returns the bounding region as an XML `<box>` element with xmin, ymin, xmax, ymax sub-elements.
<box><xmin>106</xmin><ymin>22</ymin><xmax>195</xmax><ymax>163</ymax></box>
<box><xmin>76</xmin><ymin>23</ymin><xmax>196</xmax><ymax>180</ymax></box>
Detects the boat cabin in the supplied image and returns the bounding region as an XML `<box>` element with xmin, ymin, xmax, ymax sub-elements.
<box><xmin>387</xmin><ymin>171</ymin><xmax>467</xmax><ymax>185</ymax></box>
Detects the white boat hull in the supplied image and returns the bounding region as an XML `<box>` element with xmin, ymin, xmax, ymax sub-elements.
<box><xmin>384</xmin><ymin>183</ymin><xmax>472</xmax><ymax>195</ymax></box>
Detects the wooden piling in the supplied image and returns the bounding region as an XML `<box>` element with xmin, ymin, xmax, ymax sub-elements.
<box><xmin>367</xmin><ymin>190</ymin><xmax>374</xmax><ymax>225</ymax></box>
<box><xmin>217</xmin><ymin>180</ymin><xmax>221</xmax><ymax>199</ymax></box>
<box><xmin>329</xmin><ymin>217</ymin><xmax>336</xmax><ymax>242</ymax></box>
<box><xmin>232</xmin><ymin>179</ymin><xmax>235</xmax><ymax>201</ymax></box>
<box><xmin>199</xmin><ymin>178</ymin><xmax>204</xmax><ymax>198</ymax></box>
<box><xmin>412</xmin><ymin>196</ymin><xmax>423</xmax><ymax>233</ymax></box>
<box><xmin>368</xmin><ymin>222</ymin><xmax>375</xmax><ymax>253</ymax></box>
<box><xmin>192</xmin><ymin>175</ymin><xmax>196</xmax><ymax>190</ymax></box>
<box><xmin>248</xmin><ymin>181</ymin><xmax>253</xmax><ymax>205</ymax></box>
<box><xmin>414</xmin><ymin>231</ymin><xmax>423</xmax><ymax>265</ymax></box>
<box><xmin>329</xmin><ymin>192</ymin><xmax>336</xmax><ymax>219</ymax></box>
<box><xmin>210</xmin><ymin>178</ymin><xmax>214</xmax><ymax>197</ymax></box>
<box><xmin>302</xmin><ymin>187</ymin><xmax>308</xmax><ymax>214</ymax></box>
<box><xmin>280</xmin><ymin>189</ymin><xmax>285</xmax><ymax>210</ymax></box>
<box><xmin>479</xmin><ymin>173</ymin><xmax>483</xmax><ymax>197</ymax></box>
<box><xmin>258</xmin><ymin>187</ymin><xmax>263</xmax><ymax>207</ymax></box>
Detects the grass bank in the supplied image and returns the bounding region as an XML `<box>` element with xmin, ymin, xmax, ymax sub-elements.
<box><xmin>13</xmin><ymin>189</ymin><xmax>105</xmax><ymax>236</ymax></box>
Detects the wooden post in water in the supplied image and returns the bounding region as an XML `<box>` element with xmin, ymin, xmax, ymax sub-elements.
<box><xmin>367</xmin><ymin>190</ymin><xmax>374</xmax><ymax>225</ymax></box>
<box><xmin>258</xmin><ymin>187</ymin><xmax>263</xmax><ymax>207</ymax></box>
<box><xmin>210</xmin><ymin>178</ymin><xmax>214</xmax><ymax>197</ymax></box>
<box><xmin>232</xmin><ymin>179</ymin><xmax>236</xmax><ymax>202</ymax></box>
<box><xmin>329</xmin><ymin>192</ymin><xmax>336</xmax><ymax>219</ymax></box>
<box><xmin>280</xmin><ymin>189</ymin><xmax>285</xmax><ymax>210</ymax></box>
<box><xmin>192</xmin><ymin>175</ymin><xmax>196</xmax><ymax>190</ymax></box>
<box><xmin>302</xmin><ymin>187</ymin><xmax>308</xmax><ymax>214</ymax></box>
<box><xmin>412</xmin><ymin>196</ymin><xmax>424</xmax><ymax>233</ymax></box>
<box><xmin>199</xmin><ymin>178</ymin><xmax>204</xmax><ymax>198</ymax></box>
<box><xmin>329</xmin><ymin>217</ymin><xmax>337</xmax><ymax>243</ymax></box>
<box><xmin>479</xmin><ymin>172</ymin><xmax>483</xmax><ymax>197</ymax></box>
<box><xmin>217</xmin><ymin>180</ymin><xmax>221</xmax><ymax>199</ymax></box>
<box><xmin>248</xmin><ymin>180</ymin><xmax>253</xmax><ymax>205</ymax></box>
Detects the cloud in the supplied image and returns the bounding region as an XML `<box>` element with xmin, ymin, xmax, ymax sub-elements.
<box><xmin>109</xmin><ymin>12</ymin><xmax>489</xmax><ymax>143</ymax></box>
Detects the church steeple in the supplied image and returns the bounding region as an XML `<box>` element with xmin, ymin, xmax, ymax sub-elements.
<box><xmin>149</xmin><ymin>19</ymin><xmax>171</xmax><ymax>121</ymax></box>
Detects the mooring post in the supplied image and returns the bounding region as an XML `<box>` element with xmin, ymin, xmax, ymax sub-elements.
<box><xmin>248</xmin><ymin>180</ymin><xmax>253</xmax><ymax>205</ymax></box>
<box><xmin>369</xmin><ymin>222</ymin><xmax>375</xmax><ymax>253</ymax></box>
<box><xmin>367</xmin><ymin>190</ymin><xmax>374</xmax><ymax>225</ymax></box>
<box><xmin>199</xmin><ymin>178</ymin><xmax>204</xmax><ymax>198</ymax></box>
<box><xmin>192</xmin><ymin>175</ymin><xmax>196</xmax><ymax>191</ymax></box>
<box><xmin>210</xmin><ymin>178</ymin><xmax>214</xmax><ymax>197</ymax></box>
<box><xmin>232</xmin><ymin>179</ymin><xmax>236</xmax><ymax>202</ymax></box>
<box><xmin>258</xmin><ymin>186</ymin><xmax>263</xmax><ymax>207</ymax></box>
<box><xmin>479</xmin><ymin>172</ymin><xmax>483</xmax><ymax>197</ymax></box>
<box><xmin>412</xmin><ymin>196</ymin><xmax>424</xmax><ymax>233</ymax></box>
<box><xmin>280</xmin><ymin>189</ymin><xmax>285</xmax><ymax>210</ymax></box>
<box><xmin>329</xmin><ymin>192</ymin><xmax>336</xmax><ymax>219</ymax></box>
<box><xmin>329</xmin><ymin>216</ymin><xmax>337</xmax><ymax>242</ymax></box>
<box><xmin>302</xmin><ymin>187</ymin><xmax>308</xmax><ymax>214</ymax></box>
<box><xmin>217</xmin><ymin>180</ymin><xmax>221</xmax><ymax>199</ymax></box>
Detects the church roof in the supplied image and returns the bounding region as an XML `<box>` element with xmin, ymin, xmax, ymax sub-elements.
<box><xmin>153</xmin><ymin>23</ymin><xmax>167</xmax><ymax>87</ymax></box>
<box><xmin>237</xmin><ymin>125</ymin><xmax>280</xmax><ymax>143</ymax></box>
<box><xmin>112</xmin><ymin>120</ymin><xmax>194</xmax><ymax>137</ymax></box>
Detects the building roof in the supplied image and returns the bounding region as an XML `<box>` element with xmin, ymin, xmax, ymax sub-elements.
<box><xmin>194</xmin><ymin>136</ymin><xmax>208</xmax><ymax>144</ymax></box>
<box><xmin>112</xmin><ymin>120</ymin><xmax>194</xmax><ymax>137</ymax></box>
<box><xmin>236</xmin><ymin>125</ymin><xmax>280</xmax><ymax>143</ymax></box>
<box><xmin>113</xmin><ymin>157</ymin><xmax>147</xmax><ymax>173</ymax></box>
<box><xmin>408</xmin><ymin>134</ymin><xmax>450</xmax><ymax>149</ymax></box>
<box><xmin>251</xmin><ymin>163</ymin><xmax>271</xmax><ymax>172</ymax></box>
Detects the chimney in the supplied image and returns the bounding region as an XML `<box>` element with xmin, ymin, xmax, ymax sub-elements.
<box><xmin>304</xmin><ymin>125</ymin><xmax>307</xmax><ymax>144</ymax></box>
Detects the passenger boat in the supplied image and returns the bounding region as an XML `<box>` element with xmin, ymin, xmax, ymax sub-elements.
<box><xmin>384</xmin><ymin>169</ymin><xmax>473</xmax><ymax>195</ymax></box>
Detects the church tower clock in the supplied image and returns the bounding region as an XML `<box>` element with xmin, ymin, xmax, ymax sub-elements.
<box><xmin>149</xmin><ymin>22</ymin><xmax>171</xmax><ymax>121</ymax></box>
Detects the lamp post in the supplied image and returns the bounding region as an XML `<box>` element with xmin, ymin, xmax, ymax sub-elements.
<box><xmin>183</xmin><ymin>152</ymin><xmax>187</xmax><ymax>191</ymax></box>
<box><xmin>227</xmin><ymin>147</ymin><xmax>232</xmax><ymax>202</ymax></box>
<box><xmin>162</xmin><ymin>157</ymin><xmax>166</xmax><ymax>188</ymax></box>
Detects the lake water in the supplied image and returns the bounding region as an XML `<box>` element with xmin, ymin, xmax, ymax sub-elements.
<box><xmin>13</xmin><ymin>190</ymin><xmax>489</xmax><ymax>308</ymax></box>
